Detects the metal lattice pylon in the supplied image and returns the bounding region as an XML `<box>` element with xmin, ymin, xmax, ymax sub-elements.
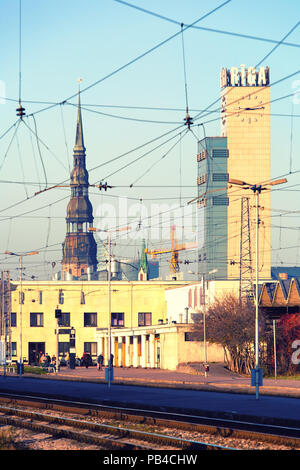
<box><xmin>239</xmin><ymin>197</ymin><xmax>254</xmax><ymax>300</ymax></box>
<box><xmin>1</xmin><ymin>271</ymin><xmax>11</xmax><ymax>362</ymax></box>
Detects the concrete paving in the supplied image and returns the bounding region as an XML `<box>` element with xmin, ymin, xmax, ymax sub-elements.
<box><xmin>50</xmin><ymin>363</ymin><xmax>300</xmax><ymax>398</ymax></box>
<box><xmin>0</xmin><ymin>369</ymin><xmax>300</xmax><ymax>427</ymax></box>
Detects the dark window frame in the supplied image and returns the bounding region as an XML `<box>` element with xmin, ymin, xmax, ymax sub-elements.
<box><xmin>84</xmin><ymin>312</ymin><xmax>97</xmax><ymax>327</ymax></box>
<box><xmin>30</xmin><ymin>312</ymin><xmax>44</xmax><ymax>327</ymax></box>
<box><xmin>138</xmin><ymin>312</ymin><xmax>152</xmax><ymax>326</ymax></box>
<box><xmin>84</xmin><ymin>342</ymin><xmax>97</xmax><ymax>356</ymax></box>
<box><xmin>111</xmin><ymin>312</ymin><xmax>124</xmax><ymax>327</ymax></box>
<box><xmin>11</xmin><ymin>312</ymin><xmax>17</xmax><ymax>327</ymax></box>
<box><xmin>59</xmin><ymin>312</ymin><xmax>70</xmax><ymax>327</ymax></box>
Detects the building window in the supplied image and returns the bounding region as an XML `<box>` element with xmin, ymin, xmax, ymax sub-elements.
<box><xmin>212</xmin><ymin>148</ymin><xmax>229</xmax><ymax>158</ymax></box>
<box><xmin>111</xmin><ymin>312</ymin><xmax>124</xmax><ymax>327</ymax></box>
<box><xmin>184</xmin><ymin>332</ymin><xmax>201</xmax><ymax>342</ymax></box>
<box><xmin>212</xmin><ymin>197</ymin><xmax>229</xmax><ymax>206</ymax></box>
<box><xmin>197</xmin><ymin>174</ymin><xmax>207</xmax><ymax>185</ymax></box>
<box><xmin>197</xmin><ymin>198</ymin><xmax>207</xmax><ymax>208</ymax></box>
<box><xmin>11</xmin><ymin>342</ymin><xmax>17</xmax><ymax>356</ymax></box>
<box><xmin>30</xmin><ymin>313</ymin><xmax>43</xmax><ymax>327</ymax></box>
<box><xmin>59</xmin><ymin>312</ymin><xmax>70</xmax><ymax>327</ymax></box>
<box><xmin>84</xmin><ymin>312</ymin><xmax>97</xmax><ymax>327</ymax></box>
<box><xmin>84</xmin><ymin>342</ymin><xmax>97</xmax><ymax>356</ymax></box>
<box><xmin>58</xmin><ymin>290</ymin><xmax>64</xmax><ymax>304</ymax></box>
<box><xmin>138</xmin><ymin>312</ymin><xmax>152</xmax><ymax>326</ymax></box>
<box><xmin>212</xmin><ymin>173</ymin><xmax>229</xmax><ymax>182</ymax></box>
<box><xmin>197</xmin><ymin>150</ymin><xmax>207</xmax><ymax>162</ymax></box>
<box><xmin>59</xmin><ymin>342</ymin><xmax>70</xmax><ymax>357</ymax></box>
<box><xmin>11</xmin><ymin>312</ymin><xmax>17</xmax><ymax>327</ymax></box>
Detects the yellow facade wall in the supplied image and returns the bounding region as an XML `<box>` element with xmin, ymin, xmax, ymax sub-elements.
<box><xmin>9</xmin><ymin>280</ymin><xmax>189</xmax><ymax>362</ymax></box>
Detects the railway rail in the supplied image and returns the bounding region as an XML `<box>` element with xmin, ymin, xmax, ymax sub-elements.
<box><xmin>0</xmin><ymin>392</ymin><xmax>299</xmax><ymax>450</ymax></box>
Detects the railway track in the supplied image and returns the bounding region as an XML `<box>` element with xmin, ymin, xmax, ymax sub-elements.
<box><xmin>0</xmin><ymin>392</ymin><xmax>299</xmax><ymax>450</ymax></box>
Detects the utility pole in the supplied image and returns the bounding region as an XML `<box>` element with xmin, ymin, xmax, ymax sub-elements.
<box><xmin>239</xmin><ymin>197</ymin><xmax>253</xmax><ymax>301</ymax></box>
<box><xmin>88</xmin><ymin>226</ymin><xmax>130</xmax><ymax>389</ymax></box>
<box><xmin>229</xmin><ymin>177</ymin><xmax>287</xmax><ymax>399</ymax></box>
<box><xmin>108</xmin><ymin>231</ymin><xmax>112</xmax><ymax>389</ymax></box>
<box><xmin>1</xmin><ymin>271</ymin><xmax>11</xmax><ymax>377</ymax></box>
<box><xmin>19</xmin><ymin>255</ymin><xmax>23</xmax><ymax>378</ymax></box>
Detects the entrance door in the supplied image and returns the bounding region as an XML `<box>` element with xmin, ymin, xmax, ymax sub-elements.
<box><xmin>28</xmin><ymin>342</ymin><xmax>45</xmax><ymax>365</ymax></box>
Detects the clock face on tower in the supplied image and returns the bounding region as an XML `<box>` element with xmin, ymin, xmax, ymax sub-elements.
<box><xmin>234</xmin><ymin>95</ymin><xmax>265</xmax><ymax>123</ymax></box>
<box><xmin>79</xmin><ymin>241</ymin><xmax>87</xmax><ymax>253</ymax></box>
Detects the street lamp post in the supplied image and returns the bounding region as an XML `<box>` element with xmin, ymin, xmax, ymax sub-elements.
<box><xmin>228</xmin><ymin>178</ymin><xmax>287</xmax><ymax>399</ymax></box>
<box><xmin>107</xmin><ymin>230</ymin><xmax>112</xmax><ymax>389</ymax></box>
<box><xmin>188</xmin><ymin>268</ymin><xmax>217</xmax><ymax>377</ymax></box>
<box><xmin>4</xmin><ymin>250</ymin><xmax>39</xmax><ymax>378</ymax></box>
<box><xmin>88</xmin><ymin>226</ymin><xmax>130</xmax><ymax>389</ymax></box>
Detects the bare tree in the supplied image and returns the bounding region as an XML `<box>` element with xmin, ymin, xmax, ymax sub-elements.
<box><xmin>193</xmin><ymin>292</ymin><xmax>268</xmax><ymax>374</ymax></box>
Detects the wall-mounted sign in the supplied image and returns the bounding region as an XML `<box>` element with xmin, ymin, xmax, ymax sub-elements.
<box><xmin>220</xmin><ymin>65</ymin><xmax>270</xmax><ymax>88</ymax></box>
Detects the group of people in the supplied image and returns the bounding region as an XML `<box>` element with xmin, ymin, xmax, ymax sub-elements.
<box><xmin>81</xmin><ymin>353</ymin><xmax>113</xmax><ymax>370</ymax></box>
<box><xmin>39</xmin><ymin>352</ymin><xmax>56</xmax><ymax>367</ymax></box>
<box><xmin>38</xmin><ymin>351</ymin><xmax>113</xmax><ymax>371</ymax></box>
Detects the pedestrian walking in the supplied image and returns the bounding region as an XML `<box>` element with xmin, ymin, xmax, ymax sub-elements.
<box><xmin>83</xmin><ymin>352</ymin><xmax>91</xmax><ymax>368</ymax></box>
<box><xmin>45</xmin><ymin>354</ymin><xmax>51</xmax><ymax>366</ymax></box>
<box><xmin>97</xmin><ymin>354</ymin><xmax>104</xmax><ymax>371</ymax></box>
<box><xmin>109</xmin><ymin>353</ymin><xmax>114</xmax><ymax>368</ymax></box>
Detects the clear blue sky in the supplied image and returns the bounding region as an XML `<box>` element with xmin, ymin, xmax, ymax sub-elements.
<box><xmin>0</xmin><ymin>0</ymin><xmax>300</xmax><ymax>278</ymax></box>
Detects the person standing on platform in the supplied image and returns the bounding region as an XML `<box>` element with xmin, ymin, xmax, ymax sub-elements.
<box><xmin>97</xmin><ymin>354</ymin><xmax>104</xmax><ymax>371</ymax></box>
<box><xmin>109</xmin><ymin>353</ymin><xmax>114</xmax><ymax>368</ymax></box>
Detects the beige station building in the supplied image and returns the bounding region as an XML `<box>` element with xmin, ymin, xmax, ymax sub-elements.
<box><xmin>2</xmin><ymin>279</ymin><xmax>226</xmax><ymax>370</ymax></box>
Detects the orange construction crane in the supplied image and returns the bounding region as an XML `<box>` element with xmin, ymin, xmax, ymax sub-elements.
<box><xmin>145</xmin><ymin>225</ymin><xmax>197</xmax><ymax>274</ymax></box>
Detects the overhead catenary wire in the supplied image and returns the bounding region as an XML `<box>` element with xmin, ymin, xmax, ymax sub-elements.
<box><xmin>114</xmin><ymin>0</ymin><xmax>300</xmax><ymax>50</ymax></box>
<box><xmin>129</xmin><ymin>129</ymin><xmax>189</xmax><ymax>187</ymax></box>
<box><xmin>15</xmin><ymin>130</ymin><xmax>28</xmax><ymax>199</ymax></box>
<box><xmin>63</xmin><ymin>0</ymin><xmax>232</xmax><ymax>103</ymax></box>
<box><xmin>1</xmin><ymin>2</ymin><xmax>300</xmax><ymax>276</ymax></box>
<box><xmin>0</xmin><ymin>120</ymin><xmax>21</xmax><ymax>172</ymax></box>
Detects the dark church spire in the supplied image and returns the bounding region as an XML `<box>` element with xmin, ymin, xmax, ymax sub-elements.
<box><xmin>61</xmin><ymin>80</ymin><xmax>98</xmax><ymax>280</ymax></box>
<box><xmin>74</xmin><ymin>79</ymin><xmax>85</xmax><ymax>152</ymax></box>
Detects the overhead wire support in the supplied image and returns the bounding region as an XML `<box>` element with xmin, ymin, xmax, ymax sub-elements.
<box><xmin>16</xmin><ymin>0</ymin><xmax>25</xmax><ymax>120</ymax></box>
<box><xmin>181</xmin><ymin>22</ymin><xmax>193</xmax><ymax>130</ymax></box>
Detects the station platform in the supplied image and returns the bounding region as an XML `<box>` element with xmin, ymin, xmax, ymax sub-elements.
<box><xmin>39</xmin><ymin>363</ymin><xmax>300</xmax><ymax>398</ymax></box>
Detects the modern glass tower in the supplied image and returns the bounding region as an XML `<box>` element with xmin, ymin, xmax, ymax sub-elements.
<box><xmin>197</xmin><ymin>137</ymin><xmax>229</xmax><ymax>280</ymax></box>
